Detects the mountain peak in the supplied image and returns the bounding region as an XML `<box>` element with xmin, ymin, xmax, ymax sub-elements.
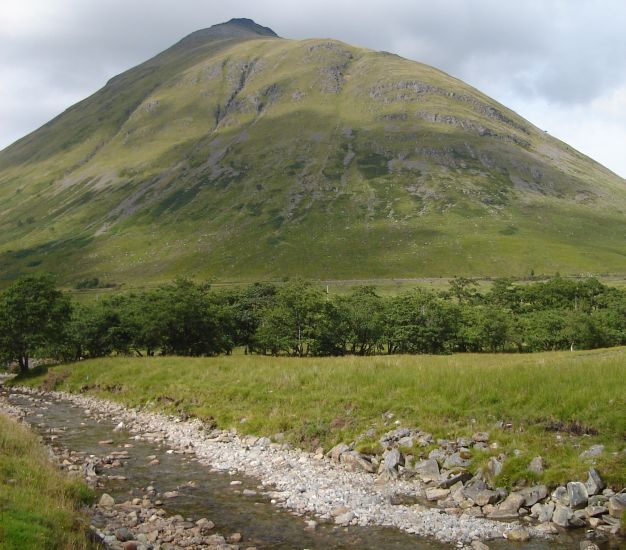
<box><xmin>221</xmin><ymin>18</ymin><xmax>278</xmax><ymax>37</ymax></box>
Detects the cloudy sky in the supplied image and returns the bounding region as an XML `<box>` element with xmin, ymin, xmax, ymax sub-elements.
<box><xmin>2</xmin><ymin>0</ymin><xmax>626</xmax><ymax>178</ymax></box>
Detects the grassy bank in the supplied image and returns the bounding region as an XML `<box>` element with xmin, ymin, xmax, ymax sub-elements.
<box><xmin>0</xmin><ymin>413</ymin><xmax>93</xmax><ymax>549</ymax></box>
<box><xmin>15</xmin><ymin>348</ymin><xmax>626</xmax><ymax>488</ymax></box>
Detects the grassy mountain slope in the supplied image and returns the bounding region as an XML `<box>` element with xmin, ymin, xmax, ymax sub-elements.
<box><xmin>1</xmin><ymin>18</ymin><xmax>625</xmax><ymax>286</ymax></box>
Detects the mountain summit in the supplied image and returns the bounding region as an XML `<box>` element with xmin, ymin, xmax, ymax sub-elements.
<box><xmin>0</xmin><ymin>20</ymin><xmax>624</xmax><ymax>285</ymax></box>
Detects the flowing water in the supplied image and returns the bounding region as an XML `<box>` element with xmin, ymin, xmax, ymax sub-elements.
<box><xmin>3</xmin><ymin>388</ymin><xmax>608</xmax><ymax>550</ymax></box>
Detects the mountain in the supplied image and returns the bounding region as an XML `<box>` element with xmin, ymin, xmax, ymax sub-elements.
<box><xmin>1</xmin><ymin>18</ymin><xmax>625</xmax><ymax>286</ymax></box>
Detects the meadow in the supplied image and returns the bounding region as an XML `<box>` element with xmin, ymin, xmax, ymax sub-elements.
<box><xmin>17</xmin><ymin>347</ymin><xmax>626</xmax><ymax>488</ymax></box>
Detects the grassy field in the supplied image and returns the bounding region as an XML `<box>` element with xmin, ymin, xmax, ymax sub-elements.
<box><xmin>15</xmin><ymin>348</ymin><xmax>626</xmax><ymax>488</ymax></box>
<box><xmin>0</xmin><ymin>413</ymin><xmax>93</xmax><ymax>549</ymax></box>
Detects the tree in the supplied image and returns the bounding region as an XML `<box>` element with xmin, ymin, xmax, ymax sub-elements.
<box><xmin>0</xmin><ymin>275</ymin><xmax>72</xmax><ymax>373</ymax></box>
<box><xmin>335</xmin><ymin>286</ymin><xmax>385</xmax><ymax>355</ymax></box>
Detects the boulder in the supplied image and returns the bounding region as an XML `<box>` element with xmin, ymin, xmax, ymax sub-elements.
<box><xmin>530</xmin><ymin>502</ymin><xmax>555</xmax><ymax>523</ymax></box>
<box><xmin>438</xmin><ymin>470</ymin><xmax>472</xmax><ymax>489</ymax></box>
<box><xmin>487</xmin><ymin>493</ymin><xmax>524</xmax><ymax>519</ymax></box>
<box><xmin>384</xmin><ymin>448</ymin><xmax>404</xmax><ymax>470</ymax></box>
<box><xmin>528</xmin><ymin>456</ymin><xmax>544</xmax><ymax>474</ymax></box>
<box><xmin>487</xmin><ymin>457</ymin><xmax>503</xmax><ymax>479</ymax></box>
<box><xmin>580</xmin><ymin>542</ymin><xmax>601</xmax><ymax>550</ymax></box>
<box><xmin>567</xmin><ymin>481</ymin><xmax>588</xmax><ymax>509</ymax></box>
<box><xmin>584</xmin><ymin>505</ymin><xmax>608</xmax><ymax>517</ymax></box>
<box><xmin>552</xmin><ymin>504</ymin><xmax>574</xmax><ymax>527</ymax></box>
<box><xmin>328</xmin><ymin>443</ymin><xmax>350</xmax><ymax>462</ymax></box>
<box><xmin>472</xmin><ymin>432</ymin><xmax>490</xmax><ymax>443</ymax></box>
<box><xmin>608</xmin><ymin>493</ymin><xmax>626</xmax><ymax>518</ymax></box>
<box><xmin>414</xmin><ymin>458</ymin><xmax>439</xmax><ymax>481</ymax></box>
<box><xmin>115</xmin><ymin>528</ymin><xmax>134</xmax><ymax>542</ymax></box>
<box><xmin>585</xmin><ymin>468</ymin><xmax>605</xmax><ymax>496</ymax></box>
<box><xmin>443</xmin><ymin>452</ymin><xmax>471</xmax><ymax>469</ymax></box>
<box><xmin>579</xmin><ymin>445</ymin><xmax>604</xmax><ymax>460</ymax></box>
<box><xmin>551</xmin><ymin>486</ymin><xmax>570</xmax><ymax>506</ymax></box>
<box><xmin>341</xmin><ymin>451</ymin><xmax>376</xmax><ymax>473</ymax></box>
<box><xmin>99</xmin><ymin>493</ymin><xmax>115</xmax><ymax>507</ymax></box>
<box><xmin>426</xmin><ymin>487</ymin><xmax>450</xmax><ymax>501</ymax></box>
<box><xmin>519</xmin><ymin>485</ymin><xmax>548</xmax><ymax>507</ymax></box>
<box><xmin>463</xmin><ymin>479</ymin><xmax>498</xmax><ymax>506</ymax></box>
<box><xmin>506</xmin><ymin>528</ymin><xmax>530</xmax><ymax>542</ymax></box>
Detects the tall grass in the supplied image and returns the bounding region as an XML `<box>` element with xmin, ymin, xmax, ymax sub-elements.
<box><xmin>18</xmin><ymin>347</ymin><xmax>626</xmax><ymax>487</ymax></box>
<box><xmin>0</xmin><ymin>414</ymin><xmax>93</xmax><ymax>550</ymax></box>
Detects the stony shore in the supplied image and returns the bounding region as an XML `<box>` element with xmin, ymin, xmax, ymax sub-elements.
<box><xmin>2</xmin><ymin>384</ymin><xmax>624</xmax><ymax>549</ymax></box>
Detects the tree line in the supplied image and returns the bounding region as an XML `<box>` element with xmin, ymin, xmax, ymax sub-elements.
<box><xmin>1</xmin><ymin>275</ymin><xmax>625</xmax><ymax>373</ymax></box>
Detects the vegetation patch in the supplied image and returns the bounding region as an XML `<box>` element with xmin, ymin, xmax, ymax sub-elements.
<box><xmin>0</xmin><ymin>413</ymin><xmax>93</xmax><ymax>549</ymax></box>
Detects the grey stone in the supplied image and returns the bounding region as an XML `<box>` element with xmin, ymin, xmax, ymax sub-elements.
<box><xmin>552</xmin><ymin>486</ymin><xmax>570</xmax><ymax>506</ymax></box>
<box><xmin>443</xmin><ymin>452</ymin><xmax>471</xmax><ymax>469</ymax></box>
<box><xmin>414</xmin><ymin>458</ymin><xmax>440</xmax><ymax>480</ymax></box>
<box><xmin>334</xmin><ymin>511</ymin><xmax>354</xmax><ymax>525</ymax></box>
<box><xmin>438</xmin><ymin>470</ymin><xmax>472</xmax><ymax>489</ymax></box>
<box><xmin>506</xmin><ymin>528</ymin><xmax>530</xmax><ymax>542</ymax></box>
<box><xmin>487</xmin><ymin>457</ymin><xmax>503</xmax><ymax>479</ymax></box>
<box><xmin>580</xmin><ymin>541</ymin><xmax>601</xmax><ymax>550</ymax></box>
<box><xmin>579</xmin><ymin>444</ymin><xmax>604</xmax><ymax>460</ymax></box>
<box><xmin>530</xmin><ymin>502</ymin><xmax>555</xmax><ymax>523</ymax></box>
<box><xmin>552</xmin><ymin>504</ymin><xmax>574</xmax><ymax>527</ymax></box>
<box><xmin>328</xmin><ymin>443</ymin><xmax>350</xmax><ymax>462</ymax></box>
<box><xmin>608</xmin><ymin>493</ymin><xmax>626</xmax><ymax>518</ymax></box>
<box><xmin>341</xmin><ymin>451</ymin><xmax>376</xmax><ymax>473</ymax></box>
<box><xmin>585</xmin><ymin>505</ymin><xmax>608</xmax><ymax>517</ymax></box>
<box><xmin>528</xmin><ymin>456</ymin><xmax>544</xmax><ymax>474</ymax></box>
<box><xmin>471</xmin><ymin>541</ymin><xmax>490</xmax><ymax>550</ymax></box>
<box><xmin>99</xmin><ymin>493</ymin><xmax>115</xmax><ymax>507</ymax></box>
<box><xmin>585</xmin><ymin>468</ymin><xmax>605</xmax><ymax>496</ymax></box>
<box><xmin>398</xmin><ymin>436</ymin><xmax>414</xmax><ymax>448</ymax></box>
<box><xmin>472</xmin><ymin>432</ymin><xmax>489</xmax><ymax>443</ymax></box>
<box><xmin>519</xmin><ymin>485</ymin><xmax>548</xmax><ymax>507</ymax></box>
<box><xmin>425</xmin><ymin>487</ymin><xmax>450</xmax><ymax>501</ymax></box>
<box><xmin>487</xmin><ymin>493</ymin><xmax>524</xmax><ymax>519</ymax></box>
<box><xmin>384</xmin><ymin>448</ymin><xmax>404</xmax><ymax>470</ymax></box>
<box><xmin>428</xmin><ymin>448</ymin><xmax>447</xmax><ymax>464</ymax></box>
<box><xmin>567</xmin><ymin>481</ymin><xmax>588</xmax><ymax>509</ymax></box>
<box><xmin>115</xmin><ymin>528</ymin><xmax>134</xmax><ymax>542</ymax></box>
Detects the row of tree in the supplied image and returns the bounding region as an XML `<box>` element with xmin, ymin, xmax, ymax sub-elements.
<box><xmin>1</xmin><ymin>275</ymin><xmax>625</xmax><ymax>372</ymax></box>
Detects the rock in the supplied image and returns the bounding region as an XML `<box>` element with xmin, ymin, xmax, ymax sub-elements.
<box><xmin>530</xmin><ymin>502</ymin><xmax>555</xmax><ymax>523</ymax></box>
<box><xmin>567</xmin><ymin>481</ymin><xmax>588</xmax><ymax>509</ymax></box>
<box><xmin>506</xmin><ymin>528</ymin><xmax>530</xmax><ymax>542</ymax></box>
<box><xmin>487</xmin><ymin>493</ymin><xmax>524</xmax><ymax>519</ymax></box>
<box><xmin>528</xmin><ymin>456</ymin><xmax>544</xmax><ymax>474</ymax></box>
<box><xmin>472</xmin><ymin>432</ymin><xmax>489</xmax><ymax>443</ymax></box>
<box><xmin>534</xmin><ymin>522</ymin><xmax>559</xmax><ymax>535</ymax></box>
<box><xmin>426</xmin><ymin>487</ymin><xmax>450</xmax><ymax>501</ymax></box>
<box><xmin>115</xmin><ymin>528</ymin><xmax>134</xmax><ymax>542</ymax></box>
<box><xmin>463</xmin><ymin>479</ymin><xmax>497</xmax><ymax>506</ymax></box>
<box><xmin>228</xmin><ymin>532</ymin><xmax>242</xmax><ymax>543</ymax></box>
<box><xmin>99</xmin><ymin>493</ymin><xmax>115</xmax><ymax>507</ymax></box>
<box><xmin>487</xmin><ymin>457</ymin><xmax>503</xmax><ymax>479</ymax></box>
<box><xmin>428</xmin><ymin>448</ymin><xmax>447</xmax><ymax>464</ymax></box>
<box><xmin>443</xmin><ymin>452</ymin><xmax>471</xmax><ymax>469</ymax></box>
<box><xmin>438</xmin><ymin>470</ymin><xmax>472</xmax><ymax>489</ymax></box>
<box><xmin>398</xmin><ymin>436</ymin><xmax>414</xmax><ymax>448</ymax></box>
<box><xmin>579</xmin><ymin>445</ymin><xmax>604</xmax><ymax>460</ymax></box>
<box><xmin>608</xmin><ymin>493</ymin><xmax>626</xmax><ymax>518</ymax></box>
<box><xmin>552</xmin><ymin>504</ymin><xmax>574</xmax><ymax>527</ymax></box>
<box><xmin>113</xmin><ymin>421</ymin><xmax>125</xmax><ymax>432</ymax></box>
<box><xmin>580</xmin><ymin>541</ymin><xmax>601</xmax><ymax>550</ymax></box>
<box><xmin>414</xmin><ymin>458</ymin><xmax>439</xmax><ymax>481</ymax></box>
<box><xmin>122</xmin><ymin>543</ymin><xmax>138</xmax><ymax>550</ymax></box>
<box><xmin>519</xmin><ymin>485</ymin><xmax>548</xmax><ymax>507</ymax></box>
<box><xmin>384</xmin><ymin>448</ymin><xmax>404</xmax><ymax>470</ymax></box>
<box><xmin>552</xmin><ymin>486</ymin><xmax>570</xmax><ymax>506</ymax></box>
<box><xmin>335</xmin><ymin>511</ymin><xmax>355</xmax><ymax>525</ymax></box>
<box><xmin>255</xmin><ymin>437</ymin><xmax>271</xmax><ymax>448</ymax></box>
<box><xmin>328</xmin><ymin>443</ymin><xmax>350</xmax><ymax>462</ymax></box>
<box><xmin>341</xmin><ymin>451</ymin><xmax>376</xmax><ymax>473</ymax></box>
<box><xmin>243</xmin><ymin>489</ymin><xmax>257</xmax><ymax>496</ymax></box>
<box><xmin>163</xmin><ymin>491</ymin><xmax>179</xmax><ymax>499</ymax></box>
<box><xmin>471</xmin><ymin>541</ymin><xmax>490</xmax><ymax>550</ymax></box>
<box><xmin>585</xmin><ymin>505</ymin><xmax>608</xmax><ymax>517</ymax></box>
<box><xmin>585</xmin><ymin>468</ymin><xmax>605</xmax><ymax>496</ymax></box>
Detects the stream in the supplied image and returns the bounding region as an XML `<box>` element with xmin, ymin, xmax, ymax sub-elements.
<box><xmin>2</xmin><ymin>387</ymin><xmax>611</xmax><ymax>550</ymax></box>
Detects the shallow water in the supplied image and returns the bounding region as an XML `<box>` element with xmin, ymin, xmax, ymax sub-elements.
<box><xmin>4</xmin><ymin>388</ymin><xmax>612</xmax><ymax>550</ymax></box>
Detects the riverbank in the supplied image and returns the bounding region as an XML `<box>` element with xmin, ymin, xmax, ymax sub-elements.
<box><xmin>0</xmin><ymin>406</ymin><xmax>93</xmax><ymax>549</ymax></box>
<box><xmin>15</xmin><ymin>349</ymin><xmax>626</xmax><ymax>487</ymax></box>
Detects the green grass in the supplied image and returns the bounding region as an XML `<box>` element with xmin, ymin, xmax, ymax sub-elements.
<box><xmin>0</xmin><ymin>414</ymin><xmax>94</xmax><ymax>549</ymax></box>
<box><xmin>15</xmin><ymin>348</ymin><xmax>626</xmax><ymax>488</ymax></box>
